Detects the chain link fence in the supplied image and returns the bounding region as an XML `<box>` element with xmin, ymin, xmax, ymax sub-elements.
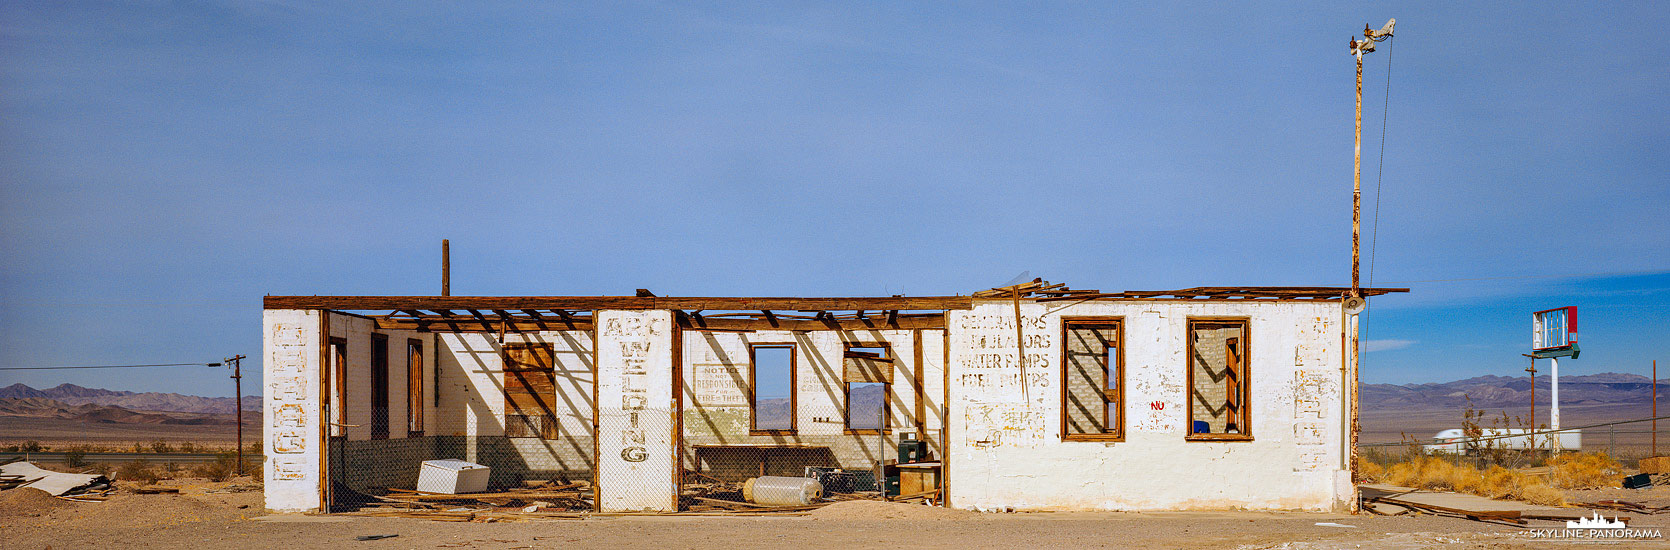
<box><xmin>327</xmin><ymin>408</ymin><xmax>597</xmax><ymax>512</ymax></box>
<box><xmin>1359</xmin><ymin>414</ymin><xmax>1670</xmax><ymax>470</ymax></box>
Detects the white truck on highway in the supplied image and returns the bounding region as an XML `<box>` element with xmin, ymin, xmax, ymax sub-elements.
<box><xmin>1422</xmin><ymin>428</ymin><xmax>1581</xmax><ymax>454</ymax></box>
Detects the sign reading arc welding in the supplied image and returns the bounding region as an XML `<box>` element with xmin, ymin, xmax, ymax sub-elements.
<box><xmin>594</xmin><ymin>310</ymin><xmax>677</xmax><ymax>511</ymax></box>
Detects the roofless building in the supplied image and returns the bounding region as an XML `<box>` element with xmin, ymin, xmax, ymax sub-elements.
<box><xmin>261</xmin><ymin>280</ymin><xmax>1403</xmax><ymax>513</ymax></box>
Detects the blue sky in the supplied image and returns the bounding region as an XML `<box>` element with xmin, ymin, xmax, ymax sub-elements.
<box><xmin>1</xmin><ymin>2</ymin><xmax>1665</xmax><ymax>396</ymax></box>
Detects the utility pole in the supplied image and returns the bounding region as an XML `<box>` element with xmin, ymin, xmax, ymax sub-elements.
<box><xmin>226</xmin><ymin>355</ymin><xmax>247</xmax><ymax>476</ymax></box>
<box><xmin>1349</xmin><ymin>19</ymin><xmax>1393</xmax><ymax>298</ymax></box>
<box><xmin>1346</xmin><ymin>19</ymin><xmax>1393</xmax><ymax>506</ymax></box>
<box><xmin>1655</xmin><ymin>359</ymin><xmax>1659</xmax><ymax>457</ymax></box>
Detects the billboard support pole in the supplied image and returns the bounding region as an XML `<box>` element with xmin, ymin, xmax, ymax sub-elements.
<box><xmin>1529</xmin><ymin>352</ymin><xmax>1536</xmax><ymax>434</ymax></box>
<box><xmin>1551</xmin><ymin>356</ymin><xmax>1561</xmax><ymax>454</ymax></box>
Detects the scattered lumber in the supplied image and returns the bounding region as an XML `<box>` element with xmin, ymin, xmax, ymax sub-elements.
<box><xmin>1580</xmin><ymin>500</ymin><xmax>1669</xmax><ymax>515</ymax></box>
<box><xmin>1358</xmin><ymin>483</ymin><xmax>1594</xmax><ymax>526</ymax></box>
<box><xmin>1365</xmin><ymin>502</ymin><xmax>1414</xmax><ymax>516</ymax></box>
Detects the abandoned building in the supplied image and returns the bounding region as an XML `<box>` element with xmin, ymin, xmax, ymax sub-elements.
<box><xmin>261</xmin><ymin>280</ymin><xmax>1404</xmax><ymax>513</ymax></box>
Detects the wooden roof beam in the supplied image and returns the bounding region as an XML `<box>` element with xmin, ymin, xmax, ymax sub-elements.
<box><xmin>265</xmin><ymin>295</ymin><xmax>977</xmax><ymax>311</ymax></box>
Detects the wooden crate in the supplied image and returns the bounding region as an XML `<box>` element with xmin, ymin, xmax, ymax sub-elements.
<box><xmin>898</xmin><ymin>463</ymin><xmax>940</xmax><ymax>496</ymax></box>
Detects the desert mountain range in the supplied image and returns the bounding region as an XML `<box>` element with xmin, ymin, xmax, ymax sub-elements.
<box><xmin>1363</xmin><ymin>373</ymin><xmax>1664</xmax><ymax>410</ymax></box>
<box><xmin>0</xmin><ymin>383</ymin><xmax>258</xmax><ymax>415</ymax></box>
<box><xmin>0</xmin><ymin>373</ymin><xmax>1658</xmax><ymax>424</ymax></box>
<box><xmin>0</xmin><ymin>396</ymin><xmax>237</xmax><ymax>426</ymax></box>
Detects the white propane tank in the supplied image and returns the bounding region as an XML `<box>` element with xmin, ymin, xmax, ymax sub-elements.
<box><xmin>742</xmin><ymin>476</ymin><xmax>824</xmax><ymax>506</ymax></box>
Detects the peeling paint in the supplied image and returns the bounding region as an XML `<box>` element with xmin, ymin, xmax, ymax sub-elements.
<box><xmin>948</xmin><ymin>301</ymin><xmax>1350</xmax><ymax>512</ymax></box>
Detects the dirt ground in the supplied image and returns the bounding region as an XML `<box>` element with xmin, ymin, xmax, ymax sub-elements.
<box><xmin>8</xmin><ymin>482</ymin><xmax>1670</xmax><ymax>550</ymax></box>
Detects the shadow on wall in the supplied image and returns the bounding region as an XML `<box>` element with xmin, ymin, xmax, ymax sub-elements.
<box><xmin>329</xmin><ymin>332</ymin><xmax>597</xmax><ymax>510</ymax></box>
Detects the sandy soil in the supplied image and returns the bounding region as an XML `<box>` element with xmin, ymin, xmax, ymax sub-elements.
<box><xmin>7</xmin><ymin>484</ymin><xmax>1670</xmax><ymax>550</ymax></box>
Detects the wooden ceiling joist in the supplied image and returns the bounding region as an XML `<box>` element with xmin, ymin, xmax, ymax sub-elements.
<box><xmin>1033</xmin><ymin>286</ymin><xmax>1409</xmax><ymax>302</ymax></box>
<box><xmin>679</xmin><ymin>312</ymin><xmax>946</xmax><ymax>332</ymax></box>
<box><xmin>265</xmin><ymin>295</ymin><xmax>976</xmax><ymax>311</ymax></box>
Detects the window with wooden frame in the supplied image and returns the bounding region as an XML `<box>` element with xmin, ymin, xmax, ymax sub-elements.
<box><xmin>329</xmin><ymin>337</ymin><xmax>348</xmax><ymax>438</ymax></box>
<box><xmin>1062</xmin><ymin>318</ymin><xmax>1123</xmax><ymax>441</ymax></box>
<box><xmin>503</xmin><ymin>342</ymin><xmax>559</xmax><ymax>439</ymax></box>
<box><xmin>1186</xmin><ymin>318</ymin><xmax>1251</xmax><ymax>441</ymax></box>
<box><xmin>749</xmin><ymin>344</ymin><xmax>796</xmax><ymax>434</ymax></box>
<box><xmin>407</xmin><ymin>339</ymin><xmax>424</xmax><ymax>437</ymax></box>
<box><xmin>843</xmin><ymin>343</ymin><xmax>892</xmax><ymax>434</ymax></box>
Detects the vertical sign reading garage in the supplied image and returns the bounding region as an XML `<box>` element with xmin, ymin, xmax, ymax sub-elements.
<box><xmin>595</xmin><ymin>309</ymin><xmax>677</xmax><ymax>512</ymax></box>
<box><xmin>262</xmin><ymin>309</ymin><xmax>323</xmax><ymax>512</ymax></box>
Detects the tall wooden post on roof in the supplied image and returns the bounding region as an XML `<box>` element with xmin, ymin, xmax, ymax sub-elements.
<box><xmin>441</xmin><ymin>239</ymin><xmax>450</xmax><ymax>296</ymax></box>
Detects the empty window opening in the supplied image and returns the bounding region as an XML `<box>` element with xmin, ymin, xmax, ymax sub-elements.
<box><xmin>1187</xmin><ymin>319</ymin><xmax>1250</xmax><ymax>440</ymax></box>
<box><xmin>844</xmin><ymin>345</ymin><xmax>892</xmax><ymax>434</ymax></box>
<box><xmin>407</xmin><ymin>339</ymin><xmax>424</xmax><ymax>436</ymax></box>
<box><xmin>504</xmin><ymin>342</ymin><xmax>559</xmax><ymax>439</ymax></box>
<box><xmin>370</xmin><ymin>334</ymin><xmax>389</xmax><ymax>440</ymax></box>
<box><xmin>1063</xmin><ymin>320</ymin><xmax>1122</xmax><ymax>440</ymax></box>
<box><xmin>749</xmin><ymin>344</ymin><xmax>795</xmax><ymax>433</ymax></box>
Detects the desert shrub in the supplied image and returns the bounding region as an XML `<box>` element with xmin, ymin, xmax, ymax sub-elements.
<box><xmin>20</xmin><ymin>440</ymin><xmax>43</xmax><ymax>453</ymax></box>
<box><xmin>1549</xmin><ymin>452</ymin><xmax>1624</xmax><ymax>489</ymax></box>
<box><xmin>1</xmin><ymin>444</ymin><xmax>15</xmax><ymax>452</ymax></box>
<box><xmin>115</xmin><ymin>459</ymin><xmax>158</xmax><ymax>484</ymax></box>
<box><xmin>246</xmin><ymin>441</ymin><xmax>262</xmax><ymax>455</ymax></box>
<box><xmin>132</xmin><ymin>442</ymin><xmax>144</xmax><ymax>453</ymax></box>
<box><xmin>63</xmin><ymin>446</ymin><xmax>89</xmax><ymax>468</ymax></box>
<box><xmin>1362</xmin><ymin>455</ymin><xmax>1566</xmax><ymax>506</ymax></box>
<box><xmin>178</xmin><ymin>441</ymin><xmax>197</xmax><ymax>453</ymax></box>
<box><xmin>164</xmin><ymin>461</ymin><xmax>180</xmax><ymax>473</ymax></box>
<box><xmin>191</xmin><ymin>452</ymin><xmax>237</xmax><ymax>482</ymax></box>
<box><xmin>150</xmin><ymin>440</ymin><xmax>174</xmax><ymax>454</ymax></box>
<box><xmin>1357</xmin><ymin>457</ymin><xmax>1385</xmax><ymax>482</ymax></box>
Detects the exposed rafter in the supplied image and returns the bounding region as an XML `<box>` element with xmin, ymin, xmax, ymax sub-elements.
<box><xmin>265</xmin><ymin>295</ymin><xmax>975</xmax><ymax>311</ymax></box>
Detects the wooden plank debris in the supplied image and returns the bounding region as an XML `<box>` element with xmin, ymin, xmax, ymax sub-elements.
<box><xmin>1359</xmin><ymin>484</ymin><xmax>1601</xmax><ymax>525</ymax></box>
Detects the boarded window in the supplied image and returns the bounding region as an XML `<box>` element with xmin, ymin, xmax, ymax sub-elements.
<box><xmin>844</xmin><ymin>345</ymin><xmax>890</xmax><ymax>433</ymax></box>
<box><xmin>750</xmin><ymin>344</ymin><xmax>795</xmax><ymax>433</ymax></box>
<box><xmin>1187</xmin><ymin>319</ymin><xmax>1250</xmax><ymax>440</ymax></box>
<box><xmin>504</xmin><ymin>342</ymin><xmax>559</xmax><ymax>439</ymax></box>
<box><xmin>1063</xmin><ymin>319</ymin><xmax>1122</xmax><ymax>440</ymax></box>
<box><xmin>505</xmin><ymin>414</ymin><xmax>557</xmax><ymax>439</ymax></box>
<box><xmin>407</xmin><ymin>339</ymin><xmax>424</xmax><ymax>436</ymax></box>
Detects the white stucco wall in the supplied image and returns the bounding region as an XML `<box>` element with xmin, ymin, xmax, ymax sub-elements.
<box><xmin>263</xmin><ymin>309</ymin><xmax>323</xmax><ymax>512</ymax></box>
<box><xmin>946</xmin><ymin>299</ymin><xmax>1351</xmax><ymax>512</ymax></box>
<box><xmin>326</xmin><ymin>313</ymin><xmax>430</xmax><ymax>441</ymax></box>
<box><xmin>432</xmin><ymin>332</ymin><xmax>594</xmax><ymax>436</ymax></box>
<box><xmin>677</xmin><ymin>329</ymin><xmax>943</xmax><ymax>470</ymax></box>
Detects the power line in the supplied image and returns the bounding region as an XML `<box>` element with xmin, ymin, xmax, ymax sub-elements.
<box><xmin>0</xmin><ymin>362</ymin><xmax>221</xmax><ymax>371</ymax></box>
<box><xmin>1380</xmin><ymin>268</ymin><xmax>1670</xmax><ymax>284</ymax></box>
<box><xmin>1362</xmin><ymin>34</ymin><xmax>1394</xmax><ymax>348</ymax></box>
<box><xmin>1368</xmin><ymin>35</ymin><xmax>1392</xmax><ymax>290</ymax></box>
